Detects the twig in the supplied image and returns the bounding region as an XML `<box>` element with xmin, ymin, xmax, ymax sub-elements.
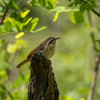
<box><xmin>83</xmin><ymin>0</ymin><xmax>100</xmax><ymax>18</ymax></box>
<box><xmin>0</xmin><ymin>7</ymin><xmax>9</xmax><ymax>25</ymax></box>
<box><xmin>0</xmin><ymin>84</ymin><xmax>13</xmax><ymax>99</ymax></box>
<box><xmin>87</xmin><ymin>10</ymin><xmax>99</xmax><ymax>100</ymax></box>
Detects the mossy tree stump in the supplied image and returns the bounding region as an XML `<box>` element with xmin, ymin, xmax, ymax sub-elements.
<box><xmin>28</xmin><ymin>51</ymin><xmax>59</xmax><ymax>100</ymax></box>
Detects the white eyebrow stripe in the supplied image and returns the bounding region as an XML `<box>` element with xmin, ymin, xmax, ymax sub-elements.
<box><xmin>46</xmin><ymin>38</ymin><xmax>55</xmax><ymax>46</ymax></box>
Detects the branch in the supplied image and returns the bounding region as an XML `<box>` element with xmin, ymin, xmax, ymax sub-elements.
<box><xmin>28</xmin><ymin>51</ymin><xmax>59</xmax><ymax>100</ymax></box>
<box><xmin>0</xmin><ymin>84</ymin><xmax>13</xmax><ymax>99</ymax></box>
<box><xmin>0</xmin><ymin>7</ymin><xmax>9</xmax><ymax>25</ymax></box>
<box><xmin>87</xmin><ymin>10</ymin><xmax>99</xmax><ymax>100</ymax></box>
<box><xmin>83</xmin><ymin>1</ymin><xmax>100</xmax><ymax>18</ymax></box>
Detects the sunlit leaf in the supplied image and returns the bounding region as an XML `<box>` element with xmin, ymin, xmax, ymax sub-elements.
<box><xmin>53</xmin><ymin>12</ymin><xmax>59</xmax><ymax>22</ymax></box>
<box><xmin>28</xmin><ymin>17</ymin><xmax>39</xmax><ymax>32</ymax></box>
<box><xmin>93</xmin><ymin>47</ymin><xmax>100</xmax><ymax>52</ymax></box>
<box><xmin>20</xmin><ymin>9</ymin><xmax>30</xmax><ymax>18</ymax></box>
<box><xmin>15</xmin><ymin>32</ymin><xmax>25</xmax><ymax>39</ymax></box>
<box><xmin>80</xmin><ymin>3</ymin><xmax>86</xmax><ymax>13</ymax></box>
<box><xmin>53</xmin><ymin>6</ymin><xmax>78</xmax><ymax>13</ymax></box>
<box><xmin>0</xmin><ymin>27</ymin><xmax>3</xmax><ymax>35</ymax></box>
<box><xmin>84</xmin><ymin>23</ymin><xmax>90</xmax><ymax>28</ymax></box>
<box><xmin>47</xmin><ymin>0</ymin><xmax>56</xmax><ymax>9</ymax></box>
<box><xmin>32</xmin><ymin>26</ymin><xmax>47</xmax><ymax>33</ymax></box>
<box><xmin>0</xmin><ymin>39</ymin><xmax>4</xmax><ymax>46</ymax></box>
<box><xmin>4</xmin><ymin>21</ymin><xmax>12</xmax><ymax>32</ymax></box>
<box><xmin>7</xmin><ymin>44</ymin><xmax>17</xmax><ymax>54</ymax></box>
<box><xmin>80</xmin><ymin>98</ymin><xmax>85</xmax><ymax>100</ymax></box>
<box><xmin>70</xmin><ymin>11</ymin><xmax>84</xmax><ymax>24</ymax></box>
<box><xmin>65</xmin><ymin>97</ymin><xmax>74</xmax><ymax>100</ymax></box>
<box><xmin>24</xmin><ymin>17</ymin><xmax>32</xmax><ymax>25</ymax></box>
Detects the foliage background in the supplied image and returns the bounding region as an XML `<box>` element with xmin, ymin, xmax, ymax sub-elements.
<box><xmin>0</xmin><ymin>0</ymin><xmax>100</xmax><ymax>100</ymax></box>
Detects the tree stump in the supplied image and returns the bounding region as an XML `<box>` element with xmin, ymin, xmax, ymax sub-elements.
<box><xmin>28</xmin><ymin>51</ymin><xmax>59</xmax><ymax>100</ymax></box>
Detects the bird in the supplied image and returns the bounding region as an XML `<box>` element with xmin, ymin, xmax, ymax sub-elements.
<box><xmin>16</xmin><ymin>37</ymin><xmax>60</xmax><ymax>68</ymax></box>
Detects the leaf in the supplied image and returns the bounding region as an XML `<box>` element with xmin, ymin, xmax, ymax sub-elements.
<box><xmin>98</xmin><ymin>55</ymin><xmax>100</xmax><ymax>62</ymax></box>
<box><xmin>47</xmin><ymin>0</ymin><xmax>56</xmax><ymax>9</ymax></box>
<box><xmin>4</xmin><ymin>21</ymin><xmax>12</xmax><ymax>32</ymax></box>
<box><xmin>20</xmin><ymin>9</ymin><xmax>30</xmax><ymax>18</ymax></box>
<box><xmin>86</xmin><ymin>4</ymin><xmax>93</xmax><ymax>11</ymax></box>
<box><xmin>0</xmin><ymin>39</ymin><xmax>4</xmax><ymax>46</ymax></box>
<box><xmin>15</xmin><ymin>32</ymin><xmax>25</xmax><ymax>39</ymax></box>
<box><xmin>53</xmin><ymin>6</ymin><xmax>78</xmax><ymax>13</ymax></box>
<box><xmin>80</xmin><ymin>98</ymin><xmax>85</xmax><ymax>100</ymax></box>
<box><xmin>80</xmin><ymin>3</ymin><xmax>86</xmax><ymax>13</ymax></box>
<box><xmin>95</xmin><ymin>39</ymin><xmax>100</xmax><ymax>42</ymax></box>
<box><xmin>28</xmin><ymin>17</ymin><xmax>39</xmax><ymax>32</ymax></box>
<box><xmin>31</xmin><ymin>0</ymin><xmax>37</xmax><ymax>6</ymax></box>
<box><xmin>93</xmin><ymin>47</ymin><xmax>100</xmax><ymax>52</ymax></box>
<box><xmin>53</xmin><ymin>12</ymin><xmax>59</xmax><ymax>22</ymax></box>
<box><xmin>68</xmin><ymin>2</ymin><xmax>75</xmax><ymax>7</ymax></box>
<box><xmin>8</xmin><ymin>1</ymin><xmax>19</xmax><ymax>11</ymax></box>
<box><xmin>84</xmin><ymin>23</ymin><xmax>90</xmax><ymax>28</ymax></box>
<box><xmin>15</xmin><ymin>21</ymin><xmax>24</xmax><ymax>31</ymax></box>
<box><xmin>7</xmin><ymin>44</ymin><xmax>17</xmax><ymax>54</ymax></box>
<box><xmin>32</xmin><ymin>26</ymin><xmax>47</xmax><ymax>33</ymax></box>
<box><xmin>70</xmin><ymin>11</ymin><xmax>84</xmax><ymax>24</ymax></box>
<box><xmin>0</xmin><ymin>27</ymin><xmax>3</xmax><ymax>35</ymax></box>
<box><xmin>38</xmin><ymin>0</ymin><xmax>46</xmax><ymax>6</ymax></box>
<box><xmin>24</xmin><ymin>17</ymin><xmax>32</xmax><ymax>25</ymax></box>
<box><xmin>65</xmin><ymin>96</ymin><xmax>74</xmax><ymax>100</ymax></box>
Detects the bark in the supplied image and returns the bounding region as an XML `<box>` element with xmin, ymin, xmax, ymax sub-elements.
<box><xmin>28</xmin><ymin>51</ymin><xmax>59</xmax><ymax>100</ymax></box>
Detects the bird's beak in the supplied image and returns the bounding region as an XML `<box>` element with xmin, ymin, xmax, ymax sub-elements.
<box><xmin>55</xmin><ymin>37</ymin><xmax>60</xmax><ymax>40</ymax></box>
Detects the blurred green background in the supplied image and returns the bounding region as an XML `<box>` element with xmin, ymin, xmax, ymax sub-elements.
<box><xmin>0</xmin><ymin>0</ymin><xmax>100</xmax><ymax>100</ymax></box>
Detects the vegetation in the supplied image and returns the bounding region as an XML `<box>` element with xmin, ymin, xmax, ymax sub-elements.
<box><xmin>0</xmin><ymin>0</ymin><xmax>100</xmax><ymax>100</ymax></box>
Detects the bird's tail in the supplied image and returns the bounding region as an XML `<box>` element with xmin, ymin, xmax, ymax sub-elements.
<box><xmin>16</xmin><ymin>59</ymin><xmax>29</xmax><ymax>68</ymax></box>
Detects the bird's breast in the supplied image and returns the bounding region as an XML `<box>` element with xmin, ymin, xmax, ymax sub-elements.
<box><xmin>43</xmin><ymin>46</ymin><xmax>55</xmax><ymax>59</ymax></box>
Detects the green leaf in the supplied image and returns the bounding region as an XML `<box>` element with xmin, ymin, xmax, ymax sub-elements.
<box><xmin>84</xmin><ymin>23</ymin><xmax>90</xmax><ymax>28</ymax></box>
<box><xmin>38</xmin><ymin>0</ymin><xmax>46</xmax><ymax>6</ymax></box>
<box><xmin>0</xmin><ymin>39</ymin><xmax>4</xmax><ymax>46</ymax></box>
<box><xmin>53</xmin><ymin>12</ymin><xmax>59</xmax><ymax>22</ymax></box>
<box><xmin>15</xmin><ymin>21</ymin><xmax>24</xmax><ymax>31</ymax></box>
<box><xmin>31</xmin><ymin>0</ymin><xmax>37</xmax><ymax>6</ymax></box>
<box><xmin>80</xmin><ymin>3</ymin><xmax>86</xmax><ymax>13</ymax></box>
<box><xmin>68</xmin><ymin>2</ymin><xmax>75</xmax><ymax>7</ymax></box>
<box><xmin>93</xmin><ymin>47</ymin><xmax>100</xmax><ymax>52</ymax></box>
<box><xmin>10</xmin><ymin>12</ymin><xmax>17</xmax><ymax>19</ymax></box>
<box><xmin>8</xmin><ymin>1</ymin><xmax>19</xmax><ymax>11</ymax></box>
<box><xmin>86</xmin><ymin>4</ymin><xmax>93</xmax><ymax>11</ymax></box>
<box><xmin>47</xmin><ymin>0</ymin><xmax>56</xmax><ymax>9</ymax></box>
<box><xmin>24</xmin><ymin>17</ymin><xmax>32</xmax><ymax>25</ymax></box>
<box><xmin>53</xmin><ymin>6</ymin><xmax>78</xmax><ymax>13</ymax></box>
<box><xmin>28</xmin><ymin>17</ymin><xmax>39</xmax><ymax>32</ymax></box>
<box><xmin>4</xmin><ymin>21</ymin><xmax>12</xmax><ymax>32</ymax></box>
<box><xmin>20</xmin><ymin>9</ymin><xmax>30</xmax><ymax>18</ymax></box>
<box><xmin>95</xmin><ymin>39</ymin><xmax>100</xmax><ymax>42</ymax></box>
<box><xmin>32</xmin><ymin>26</ymin><xmax>47</xmax><ymax>33</ymax></box>
<box><xmin>70</xmin><ymin>11</ymin><xmax>84</xmax><ymax>24</ymax></box>
<box><xmin>98</xmin><ymin>55</ymin><xmax>100</xmax><ymax>62</ymax></box>
<box><xmin>15</xmin><ymin>32</ymin><xmax>25</xmax><ymax>39</ymax></box>
<box><xmin>0</xmin><ymin>27</ymin><xmax>3</xmax><ymax>35</ymax></box>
